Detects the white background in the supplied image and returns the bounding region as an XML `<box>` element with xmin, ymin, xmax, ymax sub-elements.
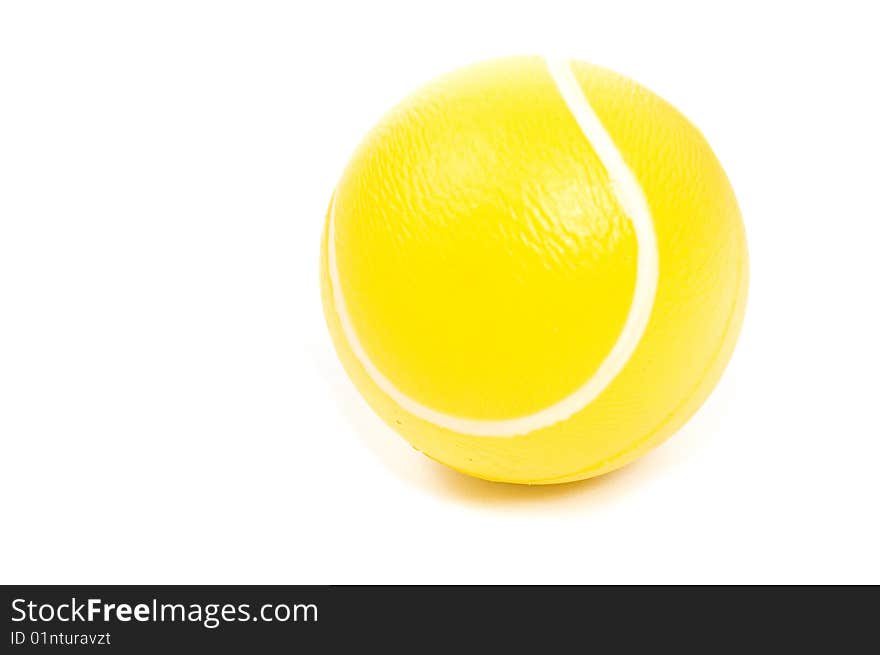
<box><xmin>1</xmin><ymin>1</ymin><xmax>878</xmax><ymax>584</ymax></box>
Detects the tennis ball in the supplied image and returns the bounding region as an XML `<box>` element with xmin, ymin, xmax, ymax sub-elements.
<box><xmin>321</xmin><ymin>56</ymin><xmax>748</xmax><ymax>485</ymax></box>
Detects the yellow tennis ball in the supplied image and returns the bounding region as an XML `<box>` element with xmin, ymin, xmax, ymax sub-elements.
<box><xmin>321</xmin><ymin>56</ymin><xmax>748</xmax><ymax>485</ymax></box>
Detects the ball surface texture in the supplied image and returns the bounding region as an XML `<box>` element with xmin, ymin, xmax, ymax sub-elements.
<box><xmin>321</xmin><ymin>56</ymin><xmax>748</xmax><ymax>484</ymax></box>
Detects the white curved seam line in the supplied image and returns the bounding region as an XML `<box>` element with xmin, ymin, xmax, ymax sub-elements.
<box><xmin>328</xmin><ymin>57</ymin><xmax>658</xmax><ymax>437</ymax></box>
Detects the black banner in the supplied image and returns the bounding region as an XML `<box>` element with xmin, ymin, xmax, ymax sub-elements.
<box><xmin>1</xmin><ymin>586</ymin><xmax>876</xmax><ymax>651</ymax></box>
